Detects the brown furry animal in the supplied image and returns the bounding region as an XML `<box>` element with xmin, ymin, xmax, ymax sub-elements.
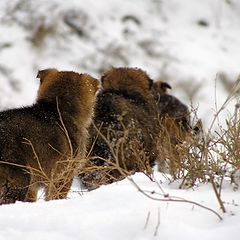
<box><xmin>0</xmin><ymin>69</ymin><xmax>99</xmax><ymax>204</ymax></box>
<box><xmin>152</xmin><ymin>80</ymin><xmax>193</xmax><ymax>175</ymax></box>
<box><xmin>80</xmin><ymin>67</ymin><xmax>159</xmax><ymax>189</ymax></box>
<box><xmin>152</xmin><ymin>80</ymin><xmax>191</xmax><ymax>143</ymax></box>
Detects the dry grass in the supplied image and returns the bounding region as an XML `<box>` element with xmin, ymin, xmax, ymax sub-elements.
<box><xmin>0</xmin><ymin>154</ymin><xmax>86</xmax><ymax>202</ymax></box>
<box><xmin>78</xmin><ymin>77</ymin><xmax>240</xmax><ymax>201</ymax></box>
<box><xmin>154</xmin><ymin>76</ymin><xmax>240</xmax><ymax>213</ymax></box>
<box><xmin>215</xmin><ymin>103</ymin><xmax>240</xmax><ymax>188</ymax></box>
<box><xmin>48</xmin><ymin>76</ymin><xmax>239</xmax><ymax>216</ymax></box>
<box><xmin>1</xmin><ymin>78</ymin><xmax>240</xmax><ymax>209</ymax></box>
<box><xmin>79</xmin><ymin>123</ymin><xmax>154</xmax><ymax>190</ymax></box>
<box><xmin>156</xmin><ymin>120</ymin><xmax>207</xmax><ymax>188</ymax></box>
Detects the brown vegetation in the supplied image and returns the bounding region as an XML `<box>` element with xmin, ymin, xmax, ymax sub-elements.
<box><xmin>152</xmin><ymin>80</ymin><xmax>195</xmax><ymax>178</ymax></box>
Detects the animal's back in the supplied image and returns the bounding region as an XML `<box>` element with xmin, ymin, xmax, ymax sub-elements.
<box><xmin>0</xmin><ymin>103</ymin><xmax>64</xmax><ymax>171</ymax></box>
<box><xmin>84</xmin><ymin>89</ymin><xmax>158</xmax><ymax>189</ymax></box>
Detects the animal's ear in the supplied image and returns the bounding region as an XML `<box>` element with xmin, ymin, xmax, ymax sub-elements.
<box><xmin>161</xmin><ymin>82</ymin><xmax>172</xmax><ymax>91</ymax></box>
<box><xmin>37</xmin><ymin>69</ymin><xmax>48</xmax><ymax>84</ymax></box>
<box><xmin>37</xmin><ymin>68</ymin><xmax>58</xmax><ymax>84</ymax></box>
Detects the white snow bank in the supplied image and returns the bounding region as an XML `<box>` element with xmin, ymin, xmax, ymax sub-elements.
<box><xmin>0</xmin><ymin>172</ymin><xmax>239</xmax><ymax>240</ymax></box>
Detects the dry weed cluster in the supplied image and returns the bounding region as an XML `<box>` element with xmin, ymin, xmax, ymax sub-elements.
<box><xmin>78</xmin><ymin>76</ymin><xmax>240</xmax><ymax>217</ymax></box>
<box><xmin>0</xmin><ymin>67</ymin><xmax>239</xmax><ymax>216</ymax></box>
<box><xmin>79</xmin><ymin>83</ymin><xmax>240</xmax><ymax>210</ymax></box>
<box><xmin>81</xmin><ymin>101</ymin><xmax>240</xmax><ymax>189</ymax></box>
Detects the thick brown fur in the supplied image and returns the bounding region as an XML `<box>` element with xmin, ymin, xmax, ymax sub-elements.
<box><xmin>0</xmin><ymin>69</ymin><xmax>99</xmax><ymax>204</ymax></box>
<box><xmin>80</xmin><ymin>67</ymin><xmax>159</xmax><ymax>189</ymax></box>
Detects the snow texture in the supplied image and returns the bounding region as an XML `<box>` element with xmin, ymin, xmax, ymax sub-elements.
<box><xmin>0</xmin><ymin>173</ymin><xmax>240</xmax><ymax>240</ymax></box>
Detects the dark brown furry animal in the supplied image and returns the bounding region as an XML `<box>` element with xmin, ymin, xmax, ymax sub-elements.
<box><xmin>80</xmin><ymin>67</ymin><xmax>159</xmax><ymax>189</ymax></box>
<box><xmin>152</xmin><ymin>80</ymin><xmax>191</xmax><ymax>143</ymax></box>
<box><xmin>0</xmin><ymin>69</ymin><xmax>99</xmax><ymax>204</ymax></box>
<box><xmin>152</xmin><ymin>80</ymin><xmax>193</xmax><ymax>175</ymax></box>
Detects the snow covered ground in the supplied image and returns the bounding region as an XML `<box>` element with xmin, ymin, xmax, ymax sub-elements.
<box><xmin>0</xmin><ymin>0</ymin><xmax>240</xmax><ymax>239</ymax></box>
<box><xmin>0</xmin><ymin>173</ymin><xmax>239</xmax><ymax>240</ymax></box>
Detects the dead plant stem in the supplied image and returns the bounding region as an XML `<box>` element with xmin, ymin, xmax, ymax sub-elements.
<box><xmin>128</xmin><ymin>176</ymin><xmax>223</xmax><ymax>221</ymax></box>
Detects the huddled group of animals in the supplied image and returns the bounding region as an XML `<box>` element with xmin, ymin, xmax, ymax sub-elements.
<box><xmin>0</xmin><ymin>67</ymin><xmax>196</xmax><ymax>205</ymax></box>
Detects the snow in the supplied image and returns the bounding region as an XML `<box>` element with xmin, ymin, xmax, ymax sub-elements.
<box><xmin>0</xmin><ymin>0</ymin><xmax>240</xmax><ymax>239</ymax></box>
<box><xmin>0</xmin><ymin>173</ymin><xmax>239</xmax><ymax>240</ymax></box>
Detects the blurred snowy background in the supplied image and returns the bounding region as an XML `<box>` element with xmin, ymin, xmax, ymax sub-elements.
<box><xmin>0</xmin><ymin>0</ymin><xmax>240</xmax><ymax>128</ymax></box>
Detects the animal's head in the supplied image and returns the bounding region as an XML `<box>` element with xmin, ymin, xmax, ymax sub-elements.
<box><xmin>36</xmin><ymin>68</ymin><xmax>99</xmax><ymax>103</ymax></box>
<box><xmin>37</xmin><ymin>68</ymin><xmax>99</xmax><ymax>126</ymax></box>
<box><xmin>36</xmin><ymin>68</ymin><xmax>59</xmax><ymax>100</ymax></box>
<box><xmin>101</xmin><ymin>67</ymin><xmax>153</xmax><ymax>97</ymax></box>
